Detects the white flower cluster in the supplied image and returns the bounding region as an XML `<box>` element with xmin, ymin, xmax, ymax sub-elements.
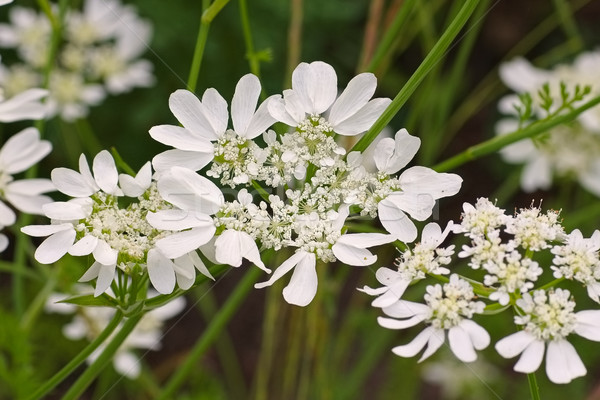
<box><xmin>22</xmin><ymin>61</ymin><xmax>461</xmax><ymax>308</ymax></box>
<box><xmin>496</xmin><ymin>51</ymin><xmax>600</xmax><ymax>195</ymax></box>
<box><xmin>45</xmin><ymin>287</ymin><xmax>185</xmax><ymax>378</ymax></box>
<box><xmin>0</xmin><ymin>0</ymin><xmax>154</xmax><ymax>121</ymax></box>
<box><xmin>148</xmin><ymin>61</ymin><xmax>462</xmax><ymax>306</ymax></box>
<box><xmin>22</xmin><ymin>151</ymin><xmax>213</xmax><ymax>296</ymax></box>
<box><xmin>365</xmin><ymin>197</ymin><xmax>600</xmax><ymax>384</ymax></box>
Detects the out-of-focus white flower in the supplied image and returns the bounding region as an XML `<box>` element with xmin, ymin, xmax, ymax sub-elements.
<box><xmin>0</xmin><ymin>7</ymin><xmax>51</xmax><ymax>67</ymax></box>
<box><xmin>0</xmin><ymin>0</ymin><xmax>13</xmax><ymax>7</ymax></box>
<box><xmin>497</xmin><ymin>52</ymin><xmax>600</xmax><ymax>195</ymax></box>
<box><xmin>0</xmin><ymin>87</ymin><xmax>48</xmax><ymax>122</ymax></box>
<box><xmin>497</xmin><ymin>121</ymin><xmax>600</xmax><ymax>196</ymax></box>
<box><xmin>360</xmin><ymin>221</ymin><xmax>455</xmax><ymax>307</ymax></box>
<box><xmin>378</xmin><ymin>274</ymin><xmax>489</xmax><ymax>363</ymax></box>
<box><xmin>496</xmin><ymin>289</ymin><xmax>600</xmax><ymax>384</ymax></box>
<box><xmin>422</xmin><ymin>359</ymin><xmax>499</xmax><ymax>400</ymax></box>
<box><xmin>0</xmin><ymin>128</ymin><xmax>53</xmax><ymax>251</ymax></box>
<box><xmin>45</xmin><ymin>70</ymin><xmax>105</xmax><ymax>121</ymax></box>
<box><xmin>46</xmin><ymin>288</ymin><xmax>186</xmax><ymax>379</ymax></box>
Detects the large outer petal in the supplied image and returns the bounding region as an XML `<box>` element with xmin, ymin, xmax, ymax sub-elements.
<box><xmin>147</xmin><ymin>248</ymin><xmax>176</xmax><ymax>294</ymax></box>
<box><xmin>495</xmin><ymin>330</ymin><xmax>536</xmax><ymax>358</ymax></box>
<box><xmin>158</xmin><ymin>167</ymin><xmax>223</xmax><ymax>214</ymax></box>
<box><xmin>377</xmin><ymin>198</ymin><xmax>417</xmax><ymax>242</ymax></box>
<box><xmin>149</xmin><ymin>125</ymin><xmax>214</xmax><ymax>152</ymax></box>
<box><xmin>374</xmin><ymin>129</ymin><xmax>421</xmax><ymax>174</ymax></box>
<box><xmin>333</xmin><ymin>98</ymin><xmax>391</xmax><ymax>136</ymax></box>
<box><xmin>155</xmin><ymin>226</ymin><xmax>216</xmax><ymax>259</ymax></box>
<box><xmin>152</xmin><ymin>149</ymin><xmax>214</xmax><ymax>173</ymax></box>
<box><xmin>214</xmin><ymin>230</ymin><xmax>268</xmax><ymax>272</ymax></box>
<box><xmin>574</xmin><ymin>310</ymin><xmax>600</xmax><ymax>341</ymax></box>
<box><xmin>514</xmin><ymin>339</ymin><xmax>544</xmax><ymax>373</ymax></box>
<box><xmin>399</xmin><ymin>166</ymin><xmax>462</xmax><ymax>200</ymax></box>
<box><xmin>231</xmin><ymin>74</ymin><xmax>261</xmax><ymax>136</ymax></box>
<box><xmin>545</xmin><ymin>339</ymin><xmax>586</xmax><ymax>384</ymax></box>
<box><xmin>384</xmin><ymin>191</ymin><xmax>435</xmax><ymax>221</ymax></box>
<box><xmin>255</xmin><ymin>251</ymin><xmax>306</xmax><ymax>289</ymax></box>
<box><xmin>448</xmin><ymin>325</ymin><xmax>477</xmax><ymax>362</ymax></box>
<box><xmin>282</xmin><ymin>251</ymin><xmax>317</xmax><ymax>306</ymax></box>
<box><xmin>168</xmin><ymin>89</ymin><xmax>221</xmax><ymax>140</ymax></box>
<box><xmin>0</xmin><ymin>88</ymin><xmax>48</xmax><ymax>122</ymax></box>
<box><xmin>391</xmin><ymin>326</ymin><xmax>436</xmax><ymax>358</ymax></box>
<box><xmin>0</xmin><ymin>127</ymin><xmax>51</xmax><ymax>173</ymax></box>
<box><xmin>292</xmin><ymin>61</ymin><xmax>337</xmax><ymax>115</ymax></box>
<box><xmin>92</xmin><ymin>151</ymin><xmax>119</xmax><ymax>194</ymax></box>
<box><xmin>327</xmin><ymin>73</ymin><xmax>376</xmax><ymax>126</ymax></box>
<box><xmin>34</xmin><ymin>228</ymin><xmax>76</xmax><ymax>264</ymax></box>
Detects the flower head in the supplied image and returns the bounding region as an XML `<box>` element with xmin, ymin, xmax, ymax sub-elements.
<box><xmin>496</xmin><ymin>289</ymin><xmax>600</xmax><ymax>384</ymax></box>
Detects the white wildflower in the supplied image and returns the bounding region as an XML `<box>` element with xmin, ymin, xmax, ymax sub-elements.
<box><xmin>496</xmin><ymin>289</ymin><xmax>600</xmax><ymax>384</ymax></box>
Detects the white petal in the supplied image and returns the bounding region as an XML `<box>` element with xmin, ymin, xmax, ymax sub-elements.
<box><xmin>42</xmin><ymin>202</ymin><xmax>87</xmax><ymax>220</ymax></box>
<box><xmin>545</xmin><ymin>340</ymin><xmax>586</xmax><ymax>384</ymax></box>
<box><xmin>201</xmin><ymin>88</ymin><xmax>228</xmax><ymax>134</ymax></box>
<box><xmin>448</xmin><ymin>325</ymin><xmax>477</xmax><ymax>362</ymax></box>
<box><xmin>282</xmin><ymin>251</ymin><xmax>317</xmax><ymax>306</ymax></box>
<box><xmin>146</xmin><ymin>209</ymin><xmax>214</xmax><ymax>231</ymax></box>
<box><xmin>332</xmin><ymin>242</ymin><xmax>377</xmax><ymax>266</ymax></box>
<box><xmin>51</xmin><ymin>168</ymin><xmax>96</xmax><ymax>197</ymax></box>
<box><xmin>149</xmin><ymin>124</ymin><xmax>214</xmax><ymax>152</ymax></box>
<box><xmin>0</xmin><ymin>127</ymin><xmax>50</xmax><ymax>173</ymax></box>
<box><xmin>522</xmin><ymin>156</ymin><xmax>552</xmax><ymax>192</ymax></box>
<box><xmin>0</xmin><ymin>88</ymin><xmax>48</xmax><ymax>122</ymax></box>
<box><xmin>119</xmin><ymin>162</ymin><xmax>152</xmax><ymax>197</ymax></box>
<box><xmin>68</xmin><ymin>235</ymin><xmax>99</xmax><ymax>256</ymax></box>
<box><xmin>79</xmin><ymin>261</ymin><xmax>101</xmax><ymax>282</ymax></box>
<box><xmin>158</xmin><ymin>166</ymin><xmax>223</xmax><ymax>214</ymax></box>
<box><xmin>255</xmin><ymin>251</ymin><xmax>306</xmax><ymax>289</ymax></box>
<box><xmin>385</xmin><ymin>190</ymin><xmax>435</xmax><ymax>221</ymax></box>
<box><xmin>35</xmin><ymin>228</ymin><xmax>76</xmax><ymax>264</ymax></box>
<box><xmin>335</xmin><ymin>233</ymin><xmax>396</xmax><ymax>248</ymax></box>
<box><xmin>0</xmin><ymin>200</ymin><xmax>16</xmax><ymax>226</ymax></box>
<box><xmin>372</xmin><ymin>280</ymin><xmax>411</xmax><ymax>307</ymax></box>
<box><xmin>172</xmin><ymin>255</ymin><xmax>196</xmax><ymax>290</ymax></box>
<box><xmin>382</xmin><ymin>299</ymin><xmax>429</xmax><ymax>318</ymax></box>
<box><xmin>189</xmin><ymin>250</ymin><xmax>214</xmax><ymax>280</ymax></box>
<box><xmin>92</xmin><ymin>150</ymin><xmax>119</xmax><ymax>194</ymax></box>
<box><xmin>514</xmin><ymin>339</ymin><xmax>544</xmax><ymax>373</ymax></box>
<box><xmin>147</xmin><ymin>248</ymin><xmax>176</xmax><ymax>294</ymax></box>
<box><xmin>459</xmin><ymin>319</ymin><xmax>490</xmax><ymax>350</ymax></box>
<box><xmin>292</xmin><ymin>62</ymin><xmax>337</xmax><ymax>115</ymax></box>
<box><xmin>214</xmin><ymin>230</ymin><xmax>269</xmax><ymax>272</ymax></box>
<box><xmin>244</xmin><ymin>95</ymin><xmax>278</xmax><ymax>139</ymax></box>
<box><xmin>333</xmin><ymin>98</ymin><xmax>391</xmax><ymax>136</ymax></box>
<box><xmin>378</xmin><ymin>198</ymin><xmax>417</xmax><ymax>242</ymax></box>
<box><xmin>169</xmin><ymin>89</ymin><xmax>220</xmax><ymax>140</ymax></box>
<box><xmin>418</xmin><ymin>328</ymin><xmax>446</xmax><ymax>362</ymax></box>
<box><xmin>399</xmin><ymin>166</ymin><xmax>463</xmax><ymax>200</ymax></box>
<box><xmin>328</xmin><ymin>73</ymin><xmax>376</xmax><ymax>125</ymax></box>
<box><xmin>0</xmin><ymin>234</ymin><xmax>8</xmax><ymax>253</ymax></box>
<box><xmin>495</xmin><ymin>330</ymin><xmax>536</xmax><ymax>358</ymax></box>
<box><xmin>391</xmin><ymin>326</ymin><xmax>435</xmax><ymax>358</ymax></box>
<box><xmin>156</xmin><ymin>226</ymin><xmax>216</xmax><ymax>259</ymax></box>
<box><xmin>358</xmin><ymin>285</ymin><xmax>388</xmax><ymax>296</ymax></box>
<box><xmin>574</xmin><ymin>310</ymin><xmax>600</xmax><ymax>341</ymax></box>
<box><xmin>5</xmin><ymin>178</ymin><xmax>55</xmax><ymax>196</ymax></box>
<box><xmin>377</xmin><ymin>315</ymin><xmax>426</xmax><ymax>330</ymax></box>
<box><xmin>267</xmin><ymin>95</ymin><xmax>298</xmax><ymax>126</ymax></box>
<box><xmin>374</xmin><ymin>129</ymin><xmax>421</xmax><ymax>174</ymax></box>
<box><xmin>231</xmin><ymin>74</ymin><xmax>261</xmax><ymax>136</ymax></box>
<box><xmin>152</xmin><ymin>149</ymin><xmax>214</xmax><ymax>173</ymax></box>
<box><xmin>21</xmin><ymin>223</ymin><xmax>72</xmax><ymax>237</ymax></box>
<box><xmin>93</xmin><ymin>239</ymin><xmax>117</xmax><ymax>265</ymax></box>
<box><xmin>95</xmin><ymin>263</ymin><xmax>116</xmax><ymax>297</ymax></box>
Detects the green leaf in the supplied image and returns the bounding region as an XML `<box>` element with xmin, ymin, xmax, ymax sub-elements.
<box><xmin>58</xmin><ymin>294</ymin><xmax>118</xmax><ymax>308</ymax></box>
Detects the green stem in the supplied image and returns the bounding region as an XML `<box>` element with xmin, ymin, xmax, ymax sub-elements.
<box><xmin>537</xmin><ymin>277</ymin><xmax>565</xmax><ymax>291</ymax></box>
<box><xmin>157</xmin><ymin>268</ymin><xmax>262</xmax><ymax>400</ymax></box>
<box><xmin>285</xmin><ymin>0</ymin><xmax>303</xmax><ymax>86</ymax></box>
<box><xmin>203</xmin><ymin>0</ymin><xmax>231</xmax><ymax>23</ymax></box>
<box><xmin>27</xmin><ymin>311</ymin><xmax>124</xmax><ymax>400</ymax></box>
<box><xmin>239</xmin><ymin>0</ymin><xmax>260</xmax><ymax>78</ymax></box>
<box><xmin>433</xmin><ymin>94</ymin><xmax>600</xmax><ymax>172</ymax></box>
<box><xmin>187</xmin><ymin>0</ymin><xmax>212</xmax><ymax>92</ymax></box>
<box><xmin>365</xmin><ymin>0</ymin><xmax>418</xmax><ymax>73</ymax></box>
<box><xmin>61</xmin><ymin>313</ymin><xmax>142</xmax><ymax>400</ymax></box>
<box><xmin>551</xmin><ymin>0</ymin><xmax>582</xmax><ymax>50</ymax></box>
<box><xmin>110</xmin><ymin>147</ymin><xmax>136</xmax><ymax>176</ymax></box>
<box><xmin>351</xmin><ymin>0</ymin><xmax>480</xmax><ymax>153</ymax></box>
<box><xmin>527</xmin><ymin>372</ymin><xmax>542</xmax><ymax>400</ymax></box>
